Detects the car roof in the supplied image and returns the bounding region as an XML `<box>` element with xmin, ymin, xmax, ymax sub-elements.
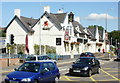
<box><xmin>78</xmin><ymin>57</ymin><xmax>96</xmax><ymax>59</ymax></box>
<box><xmin>25</xmin><ymin>61</ymin><xmax>54</xmax><ymax>64</ymax></box>
<box><xmin>26</xmin><ymin>55</ymin><xmax>48</xmax><ymax>57</ymax></box>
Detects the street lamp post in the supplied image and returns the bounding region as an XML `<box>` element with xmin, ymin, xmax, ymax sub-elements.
<box><xmin>105</xmin><ymin>8</ymin><xmax>112</xmax><ymax>52</ymax></box>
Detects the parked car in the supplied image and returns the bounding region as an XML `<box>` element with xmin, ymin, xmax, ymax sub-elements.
<box><xmin>25</xmin><ymin>55</ymin><xmax>57</xmax><ymax>64</ymax></box>
<box><xmin>69</xmin><ymin>57</ymin><xmax>100</xmax><ymax>77</ymax></box>
<box><xmin>80</xmin><ymin>52</ymin><xmax>95</xmax><ymax>57</ymax></box>
<box><xmin>5</xmin><ymin>61</ymin><xmax>60</xmax><ymax>83</ymax></box>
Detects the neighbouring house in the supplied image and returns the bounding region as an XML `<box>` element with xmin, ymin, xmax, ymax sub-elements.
<box><xmin>5</xmin><ymin>6</ymin><xmax>110</xmax><ymax>55</ymax></box>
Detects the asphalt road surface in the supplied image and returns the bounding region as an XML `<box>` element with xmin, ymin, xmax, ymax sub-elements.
<box><xmin>1</xmin><ymin>59</ymin><xmax>120</xmax><ymax>83</ymax></box>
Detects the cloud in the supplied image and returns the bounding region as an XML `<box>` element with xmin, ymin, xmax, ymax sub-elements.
<box><xmin>84</xmin><ymin>13</ymin><xmax>117</xmax><ymax>21</ymax></box>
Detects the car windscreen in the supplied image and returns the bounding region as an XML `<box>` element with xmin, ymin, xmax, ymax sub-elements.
<box><xmin>17</xmin><ymin>62</ymin><xmax>40</xmax><ymax>73</ymax></box>
<box><xmin>38</xmin><ymin>56</ymin><xmax>51</xmax><ymax>60</ymax></box>
<box><xmin>26</xmin><ymin>56</ymin><xmax>36</xmax><ymax>61</ymax></box>
<box><xmin>75</xmin><ymin>58</ymin><xmax>92</xmax><ymax>64</ymax></box>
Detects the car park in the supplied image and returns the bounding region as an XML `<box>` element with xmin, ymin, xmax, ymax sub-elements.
<box><xmin>5</xmin><ymin>61</ymin><xmax>60</xmax><ymax>83</ymax></box>
<box><xmin>25</xmin><ymin>55</ymin><xmax>57</xmax><ymax>64</ymax></box>
<box><xmin>80</xmin><ymin>52</ymin><xmax>95</xmax><ymax>57</ymax></box>
<box><xmin>69</xmin><ymin>57</ymin><xmax>100</xmax><ymax>77</ymax></box>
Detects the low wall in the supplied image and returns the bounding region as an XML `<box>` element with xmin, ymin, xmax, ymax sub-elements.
<box><xmin>0</xmin><ymin>58</ymin><xmax>20</xmax><ymax>67</ymax></box>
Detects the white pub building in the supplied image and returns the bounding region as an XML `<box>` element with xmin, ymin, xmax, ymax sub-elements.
<box><xmin>5</xmin><ymin>6</ymin><xmax>110</xmax><ymax>56</ymax></box>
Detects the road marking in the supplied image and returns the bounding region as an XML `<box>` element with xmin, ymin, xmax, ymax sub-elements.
<box><xmin>64</xmin><ymin>76</ymin><xmax>73</xmax><ymax>81</ymax></box>
<box><xmin>96</xmin><ymin>79</ymin><xmax>118</xmax><ymax>81</ymax></box>
<box><xmin>90</xmin><ymin>77</ymin><xmax>97</xmax><ymax>83</ymax></box>
<box><xmin>107</xmin><ymin>71</ymin><xmax>119</xmax><ymax>72</ymax></box>
<box><xmin>101</xmin><ymin>69</ymin><xmax>119</xmax><ymax>81</ymax></box>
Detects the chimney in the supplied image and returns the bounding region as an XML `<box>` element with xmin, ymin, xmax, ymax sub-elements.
<box><xmin>75</xmin><ymin>16</ymin><xmax>80</xmax><ymax>23</ymax></box>
<box><xmin>57</xmin><ymin>9</ymin><xmax>64</xmax><ymax>13</ymax></box>
<box><xmin>44</xmin><ymin>6</ymin><xmax>50</xmax><ymax>13</ymax></box>
<box><xmin>14</xmin><ymin>9</ymin><xmax>20</xmax><ymax>18</ymax></box>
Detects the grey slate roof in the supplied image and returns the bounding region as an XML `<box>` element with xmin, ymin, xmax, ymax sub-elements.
<box><xmin>52</xmin><ymin>13</ymin><xmax>67</xmax><ymax>23</ymax></box>
<box><xmin>20</xmin><ymin>16</ymin><xmax>38</xmax><ymax>32</ymax></box>
<box><xmin>72</xmin><ymin>21</ymin><xmax>86</xmax><ymax>35</ymax></box>
<box><xmin>87</xmin><ymin>28</ymin><xmax>96</xmax><ymax>40</ymax></box>
<box><xmin>42</xmin><ymin>12</ymin><xmax>67</xmax><ymax>30</ymax></box>
<box><xmin>98</xmin><ymin>29</ymin><xmax>104</xmax><ymax>40</ymax></box>
<box><xmin>5</xmin><ymin>15</ymin><xmax>36</xmax><ymax>33</ymax></box>
<box><xmin>20</xmin><ymin>16</ymin><xmax>38</xmax><ymax>28</ymax></box>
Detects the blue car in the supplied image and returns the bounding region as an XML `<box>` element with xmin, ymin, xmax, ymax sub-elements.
<box><xmin>5</xmin><ymin>61</ymin><xmax>60</xmax><ymax>83</ymax></box>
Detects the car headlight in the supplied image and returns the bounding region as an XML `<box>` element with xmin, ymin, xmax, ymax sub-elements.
<box><xmin>21</xmin><ymin>78</ymin><xmax>31</xmax><ymax>82</ymax></box>
<box><xmin>82</xmin><ymin>67</ymin><xmax>88</xmax><ymax>71</ymax></box>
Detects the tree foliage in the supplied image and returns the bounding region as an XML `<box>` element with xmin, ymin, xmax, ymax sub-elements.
<box><xmin>88</xmin><ymin>25</ymin><xmax>104</xmax><ymax>30</ymax></box>
<box><xmin>108</xmin><ymin>30</ymin><xmax>120</xmax><ymax>47</ymax></box>
<box><xmin>0</xmin><ymin>29</ymin><xmax>6</xmax><ymax>37</ymax></box>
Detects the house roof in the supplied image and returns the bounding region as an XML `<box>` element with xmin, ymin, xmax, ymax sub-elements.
<box><xmin>87</xmin><ymin>28</ymin><xmax>96</xmax><ymax>40</ymax></box>
<box><xmin>98</xmin><ymin>29</ymin><xmax>104</xmax><ymax>40</ymax></box>
<box><xmin>72</xmin><ymin>21</ymin><xmax>86</xmax><ymax>35</ymax></box>
<box><xmin>52</xmin><ymin>13</ymin><xmax>67</xmax><ymax>23</ymax></box>
<box><xmin>5</xmin><ymin>15</ymin><xmax>35</xmax><ymax>33</ymax></box>
<box><xmin>20</xmin><ymin>16</ymin><xmax>38</xmax><ymax>28</ymax></box>
<box><xmin>42</xmin><ymin>12</ymin><xmax>67</xmax><ymax>30</ymax></box>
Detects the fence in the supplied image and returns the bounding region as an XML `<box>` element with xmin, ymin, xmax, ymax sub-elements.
<box><xmin>0</xmin><ymin>54</ymin><xmax>80</xmax><ymax>60</ymax></box>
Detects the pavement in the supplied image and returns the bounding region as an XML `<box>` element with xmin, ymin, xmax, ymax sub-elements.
<box><xmin>1</xmin><ymin>52</ymin><xmax>117</xmax><ymax>73</ymax></box>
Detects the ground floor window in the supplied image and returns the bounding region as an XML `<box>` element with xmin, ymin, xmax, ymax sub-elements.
<box><xmin>56</xmin><ymin>38</ymin><xmax>61</xmax><ymax>45</ymax></box>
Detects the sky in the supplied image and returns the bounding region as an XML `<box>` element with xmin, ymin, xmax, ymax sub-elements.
<box><xmin>1</xmin><ymin>2</ymin><xmax>118</xmax><ymax>32</ymax></box>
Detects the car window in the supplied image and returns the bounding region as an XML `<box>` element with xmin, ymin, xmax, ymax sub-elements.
<box><xmin>41</xmin><ymin>63</ymin><xmax>50</xmax><ymax>72</ymax></box>
<box><xmin>38</xmin><ymin>56</ymin><xmax>51</xmax><ymax>60</ymax></box>
<box><xmin>48</xmin><ymin>63</ymin><xmax>55</xmax><ymax>71</ymax></box>
<box><xmin>17</xmin><ymin>63</ymin><xmax>40</xmax><ymax>72</ymax></box>
<box><xmin>26</xmin><ymin>56</ymin><xmax>36</xmax><ymax>61</ymax></box>
<box><xmin>75</xmin><ymin>58</ymin><xmax>92</xmax><ymax>64</ymax></box>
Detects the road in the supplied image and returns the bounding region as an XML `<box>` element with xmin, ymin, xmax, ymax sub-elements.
<box><xmin>59</xmin><ymin>60</ymin><xmax>120</xmax><ymax>83</ymax></box>
<box><xmin>1</xmin><ymin>58</ymin><xmax>120</xmax><ymax>83</ymax></box>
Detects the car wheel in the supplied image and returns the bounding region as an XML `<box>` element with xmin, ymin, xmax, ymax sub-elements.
<box><xmin>34</xmin><ymin>80</ymin><xmax>38</xmax><ymax>83</ymax></box>
<box><xmin>97</xmin><ymin>68</ymin><xmax>100</xmax><ymax>74</ymax></box>
<box><xmin>54</xmin><ymin>76</ymin><xmax>59</xmax><ymax>83</ymax></box>
<box><xmin>87</xmin><ymin>70</ymin><xmax>92</xmax><ymax>77</ymax></box>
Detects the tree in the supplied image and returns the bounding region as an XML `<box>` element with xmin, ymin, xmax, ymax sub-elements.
<box><xmin>0</xmin><ymin>29</ymin><xmax>6</xmax><ymax>37</ymax></box>
<box><xmin>108</xmin><ymin>30</ymin><xmax>120</xmax><ymax>47</ymax></box>
<box><xmin>88</xmin><ymin>25</ymin><xmax>104</xmax><ymax>30</ymax></box>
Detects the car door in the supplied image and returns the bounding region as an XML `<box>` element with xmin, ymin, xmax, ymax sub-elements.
<box><xmin>91</xmin><ymin>58</ymin><xmax>96</xmax><ymax>73</ymax></box>
<box><xmin>39</xmin><ymin>63</ymin><xmax>52</xmax><ymax>82</ymax></box>
<box><xmin>94</xmin><ymin>59</ymin><xmax>100</xmax><ymax>72</ymax></box>
<box><xmin>47</xmin><ymin>62</ymin><xmax>56</xmax><ymax>81</ymax></box>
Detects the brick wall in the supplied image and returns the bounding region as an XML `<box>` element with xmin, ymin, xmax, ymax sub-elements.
<box><xmin>0</xmin><ymin>58</ymin><xmax>20</xmax><ymax>67</ymax></box>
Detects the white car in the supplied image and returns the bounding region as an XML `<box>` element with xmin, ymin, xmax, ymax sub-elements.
<box><xmin>25</xmin><ymin>55</ymin><xmax>57</xmax><ymax>64</ymax></box>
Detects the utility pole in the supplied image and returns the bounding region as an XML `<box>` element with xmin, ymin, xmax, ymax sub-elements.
<box><xmin>8</xmin><ymin>47</ymin><xmax>10</xmax><ymax>66</ymax></box>
<box><xmin>111</xmin><ymin>37</ymin><xmax>112</xmax><ymax>45</ymax></box>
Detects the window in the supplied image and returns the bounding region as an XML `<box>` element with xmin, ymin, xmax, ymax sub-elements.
<box><xmin>56</xmin><ymin>38</ymin><xmax>61</xmax><ymax>45</ymax></box>
<box><xmin>48</xmin><ymin>63</ymin><xmax>55</xmax><ymax>71</ymax></box>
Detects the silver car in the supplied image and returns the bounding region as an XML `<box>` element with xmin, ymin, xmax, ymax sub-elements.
<box><xmin>25</xmin><ymin>55</ymin><xmax>57</xmax><ymax>64</ymax></box>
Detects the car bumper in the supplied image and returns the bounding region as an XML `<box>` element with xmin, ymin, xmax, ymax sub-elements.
<box><xmin>69</xmin><ymin>68</ymin><xmax>89</xmax><ymax>76</ymax></box>
<box><xmin>5</xmin><ymin>79</ymin><xmax>33</xmax><ymax>83</ymax></box>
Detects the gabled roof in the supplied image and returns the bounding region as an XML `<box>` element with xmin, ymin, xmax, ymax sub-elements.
<box><xmin>20</xmin><ymin>16</ymin><xmax>38</xmax><ymax>28</ymax></box>
<box><xmin>5</xmin><ymin>15</ymin><xmax>35</xmax><ymax>33</ymax></box>
<box><xmin>87</xmin><ymin>28</ymin><xmax>96</xmax><ymax>40</ymax></box>
<box><xmin>52</xmin><ymin>13</ymin><xmax>67</xmax><ymax>23</ymax></box>
<box><xmin>98</xmin><ymin>29</ymin><xmax>104</xmax><ymax>40</ymax></box>
<box><xmin>41</xmin><ymin>11</ymin><xmax>67</xmax><ymax>31</ymax></box>
<box><xmin>72</xmin><ymin>21</ymin><xmax>86</xmax><ymax>35</ymax></box>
